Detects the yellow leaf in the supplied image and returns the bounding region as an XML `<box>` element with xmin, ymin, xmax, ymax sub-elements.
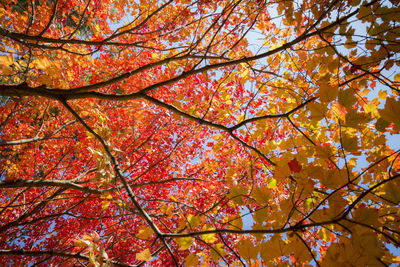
<box><xmin>315</xmin><ymin>145</ymin><xmax>333</xmax><ymax>159</ymax></box>
<box><xmin>378</xmin><ymin>90</ymin><xmax>387</xmax><ymax>100</ymax></box>
<box><xmin>136</xmin><ymin>248</ymin><xmax>152</xmax><ymax>261</ymax></box>
<box><xmin>286</xmin><ymin>235</ymin><xmax>313</xmax><ymax>262</ymax></box>
<box><xmin>176</xmin><ymin>236</ymin><xmax>193</xmax><ymax>250</ymax></box>
<box><xmin>82</xmin><ymin>234</ymin><xmax>93</xmax><ymax>240</ymax></box>
<box><xmin>274</xmin><ymin>160</ymin><xmax>290</xmax><ymax>179</ymax></box>
<box><xmin>319</xmin><ymin>83</ymin><xmax>338</xmax><ymax>103</ymax></box>
<box><xmin>260</xmin><ymin>237</ymin><xmax>288</xmax><ymax>262</ymax></box>
<box><xmin>394</xmin><ymin>73</ymin><xmax>400</xmax><ymax>82</ymax></box>
<box><xmin>187</xmin><ymin>214</ymin><xmax>201</xmax><ymax>229</ymax></box>
<box><xmin>303</xmin><ymin>198</ymin><xmax>314</xmax><ymax>211</ymax></box>
<box><xmin>308</xmin><ymin>102</ymin><xmax>328</xmax><ymax>121</ymax></box>
<box><xmin>345</xmin><ymin>109</ymin><xmax>364</xmax><ymax>128</ymax></box>
<box><xmin>136</xmin><ymin>225</ymin><xmax>154</xmax><ymax>240</ymax></box>
<box><xmin>228</xmin><ymin>185</ymin><xmax>246</xmax><ymax>205</ymax></box>
<box><xmin>338</xmin><ymin>89</ymin><xmax>357</xmax><ymax>107</ymax></box>
<box><xmin>101</xmin><ymin>200</ymin><xmax>110</xmax><ymax>210</ymax></box>
<box><xmin>228</xmin><ymin>215</ymin><xmax>243</xmax><ymax>230</ymax></box>
<box><xmin>342</xmin><ymin>133</ymin><xmax>359</xmax><ymax>152</ymax></box>
<box><xmin>320</xmin><ymin>169</ymin><xmax>347</xmax><ymax>189</ymax></box>
<box><xmin>379</xmin><ymin>97</ymin><xmax>400</xmax><ymax>126</ymax></box>
<box><xmin>211</xmin><ymin>243</ymin><xmax>226</xmax><ymax>262</ymax></box>
<box><xmin>251</xmin><ymin>185</ymin><xmax>271</xmax><ymax>204</ymax></box>
<box><xmin>328</xmin><ymin>192</ymin><xmax>348</xmax><ymax>216</ymax></box>
<box><xmin>318</xmin><ymin>227</ymin><xmax>330</xmax><ymax>242</ymax></box>
<box><xmin>268</xmin><ymin>178</ymin><xmax>277</xmax><ymax>188</ymax></box>
<box><xmin>160</xmin><ymin>204</ymin><xmax>174</xmax><ymax>216</ymax></box>
<box><xmin>101</xmin><ymin>192</ymin><xmax>113</xmax><ymax>200</ymax></box>
<box><xmin>236</xmin><ymin>239</ymin><xmax>259</xmax><ymax>261</ymax></box>
<box><xmin>357</xmin><ymin>5</ymin><xmax>372</xmax><ymax>20</ymax></box>
<box><xmin>376</xmin><ymin>118</ymin><xmax>393</xmax><ymax>132</ymax></box>
<box><xmin>0</xmin><ymin>55</ymin><xmax>14</xmax><ymax>75</ymax></box>
<box><xmin>75</xmin><ymin>239</ymin><xmax>90</xmax><ymax>248</ymax></box>
<box><xmin>89</xmin><ymin>250</ymin><xmax>97</xmax><ymax>266</ymax></box>
<box><xmin>383</xmin><ymin>179</ymin><xmax>400</xmax><ymax>203</ymax></box>
<box><xmin>202</xmin><ymin>232</ymin><xmax>217</xmax><ymax>243</ymax></box>
<box><xmin>240</xmin><ymin>68</ymin><xmax>250</xmax><ymax>80</ymax></box>
<box><xmin>37</xmin><ymin>74</ymin><xmax>52</xmax><ymax>86</ymax></box>
<box><xmin>32</xmin><ymin>57</ymin><xmax>51</xmax><ymax>70</ymax></box>
<box><xmin>253</xmin><ymin>208</ymin><xmax>268</xmax><ymax>224</ymax></box>
<box><xmin>151</xmin><ymin>53</ymin><xmax>159</xmax><ymax>60</ymax></box>
<box><xmin>185</xmin><ymin>253</ymin><xmax>199</xmax><ymax>266</ymax></box>
<box><xmin>353</xmin><ymin>206</ymin><xmax>380</xmax><ymax>227</ymax></box>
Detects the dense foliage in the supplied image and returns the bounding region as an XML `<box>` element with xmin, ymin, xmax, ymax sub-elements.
<box><xmin>0</xmin><ymin>0</ymin><xmax>400</xmax><ymax>265</ymax></box>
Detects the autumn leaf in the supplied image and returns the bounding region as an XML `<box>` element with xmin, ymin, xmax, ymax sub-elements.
<box><xmin>32</xmin><ymin>58</ymin><xmax>52</xmax><ymax>71</ymax></box>
<box><xmin>342</xmin><ymin>133</ymin><xmax>359</xmax><ymax>152</ymax></box>
<box><xmin>275</xmin><ymin>159</ymin><xmax>291</xmax><ymax>179</ymax></box>
<box><xmin>187</xmin><ymin>214</ymin><xmax>201</xmax><ymax>229</ymax></box>
<box><xmin>101</xmin><ymin>200</ymin><xmax>110</xmax><ymax>210</ymax></box>
<box><xmin>251</xmin><ymin>185</ymin><xmax>271</xmax><ymax>204</ymax></box>
<box><xmin>0</xmin><ymin>55</ymin><xmax>14</xmax><ymax>75</ymax></box>
<box><xmin>288</xmin><ymin>158</ymin><xmax>302</xmax><ymax>173</ymax></box>
<box><xmin>136</xmin><ymin>225</ymin><xmax>154</xmax><ymax>240</ymax></box>
<box><xmin>308</xmin><ymin>102</ymin><xmax>328</xmax><ymax>121</ymax></box>
<box><xmin>136</xmin><ymin>249</ymin><xmax>153</xmax><ymax>262</ymax></box>
<box><xmin>185</xmin><ymin>253</ymin><xmax>199</xmax><ymax>266</ymax></box>
<box><xmin>379</xmin><ymin>97</ymin><xmax>400</xmax><ymax>127</ymax></box>
<box><xmin>210</xmin><ymin>243</ymin><xmax>226</xmax><ymax>262</ymax></box>
<box><xmin>202</xmin><ymin>232</ymin><xmax>217</xmax><ymax>244</ymax></box>
<box><xmin>394</xmin><ymin>73</ymin><xmax>400</xmax><ymax>82</ymax></box>
<box><xmin>260</xmin><ymin>237</ymin><xmax>288</xmax><ymax>262</ymax></box>
<box><xmin>75</xmin><ymin>239</ymin><xmax>91</xmax><ymax>248</ymax></box>
<box><xmin>176</xmin><ymin>236</ymin><xmax>193</xmax><ymax>250</ymax></box>
<box><xmin>338</xmin><ymin>89</ymin><xmax>357</xmax><ymax>107</ymax></box>
<box><xmin>375</xmin><ymin>117</ymin><xmax>390</xmax><ymax>132</ymax></box>
<box><xmin>319</xmin><ymin>83</ymin><xmax>338</xmax><ymax>103</ymax></box>
<box><xmin>1</xmin><ymin>0</ymin><xmax>399</xmax><ymax>266</ymax></box>
<box><xmin>236</xmin><ymin>239</ymin><xmax>259</xmax><ymax>262</ymax></box>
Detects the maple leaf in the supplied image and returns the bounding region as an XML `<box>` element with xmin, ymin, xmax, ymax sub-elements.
<box><xmin>288</xmin><ymin>158</ymin><xmax>302</xmax><ymax>173</ymax></box>
<box><xmin>136</xmin><ymin>249</ymin><xmax>153</xmax><ymax>262</ymax></box>
<box><xmin>185</xmin><ymin>253</ymin><xmax>199</xmax><ymax>266</ymax></box>
<box><xmin>0</xmin><ymin>0</ymin><xmax>399</xmax><ymax>266</ymax></box>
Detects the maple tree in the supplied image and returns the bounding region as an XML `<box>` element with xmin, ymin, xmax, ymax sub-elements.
<box><xmin>0</xmin><ymin>0</ymin><xmax>400</xmax><ymax>265</ymax></box>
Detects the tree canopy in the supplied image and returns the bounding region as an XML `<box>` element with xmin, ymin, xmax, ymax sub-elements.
<box><xmin>0</xmin><ymin>0</ymin><xmax>400</xmax><ymax>265</ymax></box>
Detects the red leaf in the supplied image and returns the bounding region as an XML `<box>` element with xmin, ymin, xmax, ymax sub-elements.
<box><xmin>350</xmin><ymin>65</ymin><xmax>359</xmax><ymax>74</ymax></box>
<box><xmin>288</xmin><ymin>158</ymin><xmax>302</xmax><ymax>173</ymax></box>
